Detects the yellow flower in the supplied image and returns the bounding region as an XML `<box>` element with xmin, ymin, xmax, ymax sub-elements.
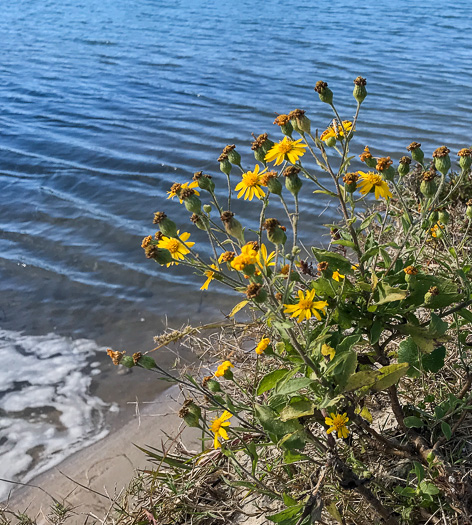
<box><xmin>231</xmin><ymin>244</ymin><xmax>258</xmax><ymax>272</ymax></box>
<box><xmin>321</xmin><ymin>344</ymin><xmax>335</xmax><ymax>361</ymax></box>
<box><xmin>257</xmin><ymin>244</ymin><xmax>275</xmax><ymax>268</ymax></box>
<box><xmin>167</xmin><ymin>181</ymin><xmax>199</xmax><ymax>202</ymax></box>
<box><xmin>214</xmin><ymin>360</ymin><xmax>234</xmax><ymax>378</ymax></box>
<box><xmin>265</xmin><ymin>137</ymin><xmax>307</xmax><ymax>165</ymax></box>
<box><xmin>255</xmin><ymin>337</ymin><xmax>270</xmax><ymax>355</ymax></box>
<box><xmin>431</xmin><ymin>221</ymin><xmax>445</xmax><ymax>238</ymax></box>
<box><xmin>357</xmin><ymin>171</ymin><xmax>392</xmax><ymax>200</ymax></box>
<box><xmin>157</xmin><ymin>230</ymin><xmax>195</xmax><ymax>266</ymax></box>
<box><xmin>210</xmin><ymin>410</ymin><xmax>233</xmax><ymax>449</ymax></box>
<box><xmin>234</xmin><ymin>165</ymin><xmax>267</xmax><ymax>201</ymax></box>
<box><xmin>320</xmin><ymin>120</ymin><xmax>353</xmax><ymax>143</ymax></box>
<box><xmin>283</xmin><ymin>289</ymin><xmax>328</xmax><ymax>323</ymax></box>
<box><xmin>332</xmin><ymin>270</ymin><xmax>345</xmax><ymax>282</ymax></box>
<box><xmin>325</xmin><ymin>412</ymin><xmax>350</xmax><ymax>439</ymax></box>
<box><xmin>200</xmin><ymin>264</ymin><xmax>218</xmax><ymax>291</ymax></box>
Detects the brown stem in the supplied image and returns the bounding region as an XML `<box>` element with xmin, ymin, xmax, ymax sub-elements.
<box><xmin>388</xmin><ymin>385</ymin><xmax>408</xmax><ymax>434</ymax></box>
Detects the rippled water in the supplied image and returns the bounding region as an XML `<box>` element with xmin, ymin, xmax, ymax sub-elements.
<box><xmin>1</xmin><ymin>0</ymin><xmax>472</xmax><ymax>493</ymax></box>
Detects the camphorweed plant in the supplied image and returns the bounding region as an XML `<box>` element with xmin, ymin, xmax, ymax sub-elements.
<box><xmin>108</xmin><ymin>77</ymin><xmax>472</xmax><ymax>525</ymax></box>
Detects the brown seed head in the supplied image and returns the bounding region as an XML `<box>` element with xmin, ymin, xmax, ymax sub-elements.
<box><xmin>467</xmin><ymin>199</ymin><xmax>472</xmax><ymax>206</ymax></box>
<box><xmin>458</xmin><ymin>148</ymin><xmax>472</xmax><ymax>157</ymax></box>
<box><xmin>153</xmin><ymin>211</ymin><xmax>167</xmax><ymax>224</ymax></box>
<box><xmin>154</xmin><ymin>231</ymin><xmax>164</xmax><ymax>241</ymax></box>
<box><xmin>251</xmin><ymin>133</ymin><xmax>269</xmax><ymax>151</ymax></box>
<box><xmin>178</xmin><ymin>406</ymin><xmax>189</xmax><ymax>418</ymax></box>
<box><xmin>263</xmin><ymin>218</ymin><xmax>280</xmax><ymax>231</ymax></box>
<box><xmin>193</xmin><ymin>171</ymin><xmax>203</xmax><ymax>180</ymax></box>
<box><xmin>283</xmin><ymin>165</ymin><xmax>301</xmax><ymax>178</ymax></box>
<box><xmin>280</xmin><ymin>264</ymin><xmax>290</xmax><ymax>275</ymax></box>
<box><xmin>220</xmin><ymin>251</ymin><xmax>235</xmax><ymax>262</ymax></box>
<box><xmin>247</xmin><ymin>241</ymin><xmax>260</xmax><ymax>252</ymax></box>
<box><xmin>275</xmin><ymin>292</ymin><xmax>283</xmax><ymax>301</ymax></box>
<box><xmin>354</xmin><ymin>76</ymin><xmax>367</xmax><ymax>86</ymax></box>
<box><xmin>360</xmin><ymin>146</ymin><xmax>373</xmax><ymax>161</ymax></box>
<box><xmin>132</xmin><ymin>352</ymin><xmax>142</xmax><ymax>364</ymax></box>
<box><xmin>145</xmin><ymin>245</ymin><xmax>159</xmax><ymax>259</ymax></box>
<box><xmin>376</xmin><ymin>156</ymin><xmax>393</xmax><ymax>172</ymax></box>
<box><xmin>433</xmin><ymin>146</ymin><xmax>450</xmax><ymax>158</ymax></box>
<box><xmin>260</xmin><ymin>170</ymin><xmax>277</xmax><ymax>186</ymax></box>
<box><xmin>169</xmin><ymin>182</ymin><xmax>182</xmax><ymax>195</ymax></box>
<box><xmin>314</xmin><ymin>81</ymin><xmax>328</xmax><ymax>93</ymax></box>
<box><xmin>343</xmin><ymin>172</ymin><xmax>359</xmax><ymax>185</ymax></box>
<box><xmin>407</xmin><ymin>142</ymin><xmax>421</xmax><ymax>152</ymax></box>
<box><xmin>220</xmin><ymin>211</ymin><xmax>234</xmax><ymax>223</ymax></box>
<box><xmin>317</xmin><ymin>261</ymin><xmax>329</xmax><ymax>272</ymax></box>
<box><xmin>428</xmin><ymin>286</ymin><xmax>440</xmax><ymax>296</ymax></box>
<box><xmin>299</xmin><ymin>260</ymin><xmax>315</xmax><ymax>276</ymax></box>
<box><xmin>404</xmin><ymin>265</ymin><xmax>418</xmax><ymax>276</ymax></box>
<box><xmin>422</xmin><ymin>170</ymin><xmax>436</xmax><ymax>182</ymax></box>
<box><xmin>202</xmin><ymin>375</ymin><xmax>213</xmax><ymax>388</ymax></box>
<box><xmin>399</xmin><ymin>156</ymin><xmax>412</xmax><ymax>165</ymax></box>
<box><xmin>180</xmin><ymin>188</ymin><xmax>195</xmax><ymax>200</ymax></box>
<box><xmin>274</xmin><ymin>114</ymin><xmax>290</xmax><ymax>126</ymax></box>
<box><xmin>141</xmin><ymin>235</ymin><xmax>153</xmax><ymax>249</ymax></box>
<box><xmin>246</xmin><ymin>283</ymin><xmax>262</xmax><ymax>299</ymax></box>
<box><xmin>190</xmin><ymin>213</ymin><xmax>201</xmax><ymax>224</ymax></box>
<box><xmin>107</xmin><ymin>349</ymin><xmax>126</xmax><ymax>366</ymax></box>
<box><xmin>288</xmin><ymin>109</ymin><xmax>306</xmax><ymax>120</ymax></box>
<box><xmin>217</xmin><ymin>152</ymin><xmax>229</xmax><ymax>162</ymax></box>
<box><xmin>222</xmin><ymin>144</ymin><xmax>236</xmax><ymax>155</ymax></box>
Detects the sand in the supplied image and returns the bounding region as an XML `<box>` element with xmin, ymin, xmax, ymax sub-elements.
<box><xmin>3</xmin><ymin>385</ymin><xmax>198</xmax><ymax>524</ymax></box>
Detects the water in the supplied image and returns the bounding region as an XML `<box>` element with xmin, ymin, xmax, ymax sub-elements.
<box><xmin>1</xmin><ymin>0</ymin><xmax>472</xmax><ymax>497</ymax></box>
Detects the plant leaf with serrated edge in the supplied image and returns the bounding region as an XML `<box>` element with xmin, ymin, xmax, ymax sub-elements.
<box><xmin>257</xmin><ymin>369</ymin><xmax>289</xmax><ymax>396</ymax></box>
<box><xmin>228</xmin><ymin>300</ymin><xmax>248</xmax><ymax>317</ymax></box>
<box><xmin>371</xmin><ymin>363</ymin><xmax>409</xmax><ymax>392</ymax></box>
<box><xmin>280</xmin><ymin>399</ymin><xmax>315</xmax><ymax>421</ymax></box>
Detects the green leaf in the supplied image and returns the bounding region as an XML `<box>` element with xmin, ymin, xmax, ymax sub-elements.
<box><xmin>326</xmin><ymin>502</ymin><xmax>343</xmax><ymax>523</ymax></box>
<box><xmin>375</xmin><ymin>283</ymin><xmax>408</xmax><ymax>305</ymax></box>
<box><xmin>370</xmin><ymin>319</ymin><xmax>383</xmax><ymax>345</ymax></box>
<box><xmin>441</xmin><ymin>421</ymin><xmax>452</xmax><ymax>440</ymax></box>
<box><xmin>283</xmin><ymin>493</ymin><xmax>299</xmax><ymax>507</ymax></box>
<box><xmin>311</xmin><ymin>247</ymin><xmax>353</xmax><ymax>275</ymax></box>
<box><xmin>422</xmin><ymin>346</ymin><xmax>446</xmax><ymax>373</ymax></box>
<box><xmin>280</xmin><ymin>399</ymin><xmax>315</xmax><ymax>421</ymax></box>
<box><xmin>343</xmin><ymin>370</ymin><xmax>380</xmax><ymax>392</ymax></box>
<box><xmin>404</xmin><ymin>416</ymin><xmax>424</xmax><ymax>428</ymax></box>
<box><xmin>398</xmin><ymin>337</ymin><xmax>420</xmax><ymax>378</ymax></box>
<box><xmin>371</xmin><ymin>363</ymin><xmax>410</xmax><ymax>392</ymax></box>
<box><xmin>254</xmin><ymin>404</ymin><xmax>300</xmax><ymax>441</ymax></box>
<box><xmin>337</xmin><ymin>334</ymin><xmax>362</xmax><ymax>354</ymax></box>
<box><xmin>412</xmin><ymin>461</ymin><xmax>425</xmax><ymax>483</ymax></box>
<box><xmin>278</xmin><ymin>429</ymin><xmax>307</xmax><ymax>451</ymax></box>
<box><xmin>429</xmin><ymin>313</ymin><xmax>448</xmax><ymax>337</ymax></box>
<box><xmin>419</xmin><ymin>480</ymin><xmax>439</xmax><ymax>496</ymax></box>
<box><xmin>332</xmin><ymin>239</ymin><xmax>357</xmax><ymax>249</ymax></box>
<box><xmin>458</xmin><ymin>308</ymin><xmax>472</xmax><ymax>324</ymax></box>
<box><xmin>257</xmin><ymin>369</ymin><xmax>290</xmax><ymax>396</ymax></box>
<box><xmin>276</xmin><ymin>377</ymin><xmax>314</xmax><ymax>395</ymax></box>
<box><xmin>359</xmin><ymin>212</ymin><xmax>381</xmax><ymax>231</ymax></box>
<box><xmin>267</xmin><ymin>505</ymin><xmax>303</xmax><ymax>523</ymax></box>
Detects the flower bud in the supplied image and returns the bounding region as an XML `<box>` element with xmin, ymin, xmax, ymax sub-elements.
<box><xmin>136</xmin><ymin>355</ymin><xmax>156</xmax><ymax>370</ymax></box>
<box><xmin>203</xmin><ymin>204</ymin><xmax>212</xmax><ymax>213</ymax></box>
<box><xmin>433</xmin><ymin>146</ymin><xmax>451</xmax><ymax>176</ymax></box>
<box><xmin>246</xmin><ymin>283</ymin><xmax>267</xmax><ymax>304</ymax></box>
<box><xmin>420</xmin><ymin>171</ymin><xmax>437</xmax><ymax>198</ymax></box>
<box><xmin>288</xmin><ymin>109</ymin><xmax>311</xmax><ymax>135</ymax></box>
<box><xmin>314</xmin><ymin>80</ymin><xmax>333</xmax><ymax>105</ymax></box>
<box><xmin>353</xmin><ymin>76</ymin><xmax>367</xmax><ymax>104</ymax></box>
<box><xmin>153</xmin><ymin>212</ymin><xmax>178</xmax><ymax>238</ymax></box>
<box><xmin>145</xmin><ymin>245</ymin><xmax>174</xmax><ymax>265</ymax></box>
<box><xmin>376</xmin><ymin>157</ymin><xmax>395</xmax><ymax>182</ymax></box>
<box><xmin>251</xmin><ymin>133</ymin><xmax>273</xmax><ymax>165</ymax></box>
<box><xmin>407</xmin><ymin>142</ymin><xmax>424</xmax><ymax>164</ymax></box>
<box><xmin>221</xmin><ymin>211</ymin><xmax>244</xmax><ymax>243</ymax></box>
<box><xmin>193</xmin><ymin>171</ymin><xmax>215</xmax><ymax>192</ymax></box>
<box><xmin>424</xmin><ymin>286</ymin><xmax>439</xmax><ymax>306</ymax></box>
<box><xmin>190</xmin><ymin>213</ymin><xmax>209</xmax><ymax>231</ymax></box>
<box><xmin>263</xmin><ymin>218</ymin><xmax>287</xmax><ymax>245</ymax></box>
<box><xmin>274</xmin><ymin>114</ymin><xmax>293</xmax><ymax>138</ymax></box>
<box><xmin>466</xmin><ymin>199</ymin><xmax>472</xmax><ymax>219</ymax></box>
<box><xmin>359</xmin><ymin>146</ymin><xmax>377</xmax><ymax>168</ymax></box>
<box><xmin>404</xmin><ymin>265</ymin><xmax>418</xmax><ymax>284</ymax></box>
<box><xmin>228</xmin><ymin>149</ymin><xmax>241</xmax><ymax>167</ymax></box>
<box><xmin>179</xmin><ymin>400</ymin><xmax>201</xmax><ymax>428</ymax></box>
<box><xmin>325</xmin><ymin>135</ymin><xmax>337</xmax><ymax>147</ymax></box>
<box><xmin>343</xmin><ymin>172</ymin><xmax>359</xmax><ymax>193</ymax></box>
<box><xmin>458</xmin><ymin>148</ymin><xmax>472</xmax><ymax>172</ymax></box>
<box><xmin>283</xmin><ymin>166</ymin><xmax>303</xmax><ymax>196</ymax></box>
<box><xmin>398</xmin><ymin>156</ymin><xmax>411</xmax><ymax>177</ymax></box>
<box><xmin>438</xmin><ymin>210</ymin><xmax>449</xmax><ymax>224</ymax></box>
<box><xmin>121</xmin><ymin>355</ymin><xmax>135</xmax><ymax>368</ymax></box>
<box><xmin>260</xmin><ymin>170</ymin><xmax>282</xmax><ymax>195</ymax></box>
<box><xmin>219</xmin><ymin>157</ymin><xmax>232</xmax><ymax>176</ymax></box>
<box><xmin>317</xmin><ymin>261</ymin><xmax>332</xmax><ymax>278</ymax></box>
<box><xmin>181</xmin><ymin>188</ymin><xmax>202</xmax><ymax>214</ymax></box>
<box><xmin>202</xmin><ymin>375</ymin><xmax>222</xmax><ymax>393</ymax></box>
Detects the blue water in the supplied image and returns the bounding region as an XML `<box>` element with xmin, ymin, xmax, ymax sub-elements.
<box><xmin>1</xmin><ymin>0</ymin><xmax>472</xmax><ymax>491</ymax></box>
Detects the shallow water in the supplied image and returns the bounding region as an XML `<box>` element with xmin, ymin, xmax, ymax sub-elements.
<box><xmin>1</xmin><ymin>0</ymin><xmax>472</xmax><ymax>495</ymax></box>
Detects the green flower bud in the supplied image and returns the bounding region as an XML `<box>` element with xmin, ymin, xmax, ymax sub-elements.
<box><xmin>433</xmin><ymin>146</ymin><xmax>451</xmax><ymax>176</ymax></box>
<box><xmin>251</xmin><ymin>133</ymin><xmax>273</xmax><ymax>165</ymax></box>
<box><xmin>221</xmin><ymin>211</ymin><xmax>244</xmax><ymax>243</ymax></box>
<box><xmin>466</xmin><ymin>200</ymin><xmax>472</xmax><ymax>219</ymax></box>
<box><xmin>179</xmin><ymin>400</ymin><xmax>202</xmax><ymax>428</ymax></box>
<box><xmin>353</xmin><ymin>76</ymin><xmax>367</xmax><ymax>104</ymax></box>
<box><xmin>153</xmin><ymin>211</ymin><xmax>178</xmax><ymax>237</ymax></box>
<box><xmin>424</xmin><ymin>286</ymin><xmax>439</xmax><ymax>306</ymax></box>
<box><xmin>153</xmin><ymin>247</ymin><xmax>173</xmax><ymax>265</ymax></box>
<box><xmin>283</xmin><ymin>166</ymin><xmax>303</xmax><ymax>196</ymax></box>
<box><xmin>420</xmin><ymin>172</ymin><xmax>437</xmax><ymax>198</ymax></box>
<box><xmin>193</xmin><ymin>172</ymin><xmax>215</xmax><ymax>192</ymax></box>
<box><xmin>190</xmin><ymin>213</ymin><xmax>209</xmax><ymax>231</ymax></box>
<box><xmin>219</xmin><ymin>158</ymin><xmax>232</xmax><ymax>176</ymax></box>
<box><xmin>266</xmin><ymin>176</ymin><xmax>282</xmax><ymax>196</ymax></box>
<box><xmin>343</xmin><ymin>172</ymin><xmax>359</xmax><ymax>193</ymax></box>
<box><xmin>458</xmin><ymin>149</ymin><xmax>472</xmax><ymax>172</ymax></box>
<box><xmin>203</xmin><ymin>204</ymin><xmax>212</xmax><ymax>213</ymax></box>
<box><xmin>314</xmin><ymin>80</ymin><xmax>333</xmax><ymax>105</ymax></box>
<box><xmin>120</xmin><ymin>355</ymin><xmax>135</xmax><ymax>368</ymax></box>
<box><xmin>438</xmin><ymin>210</ymin><xmax>449</xmax><ymax>224</ymax></box>
<box><xmin>228</xmin><ymin>149</ymin><xmax>241</xmax><ymax>166</ymax></box>
<box><xmin>289</xmin><ymin>109</ymin><xmax>311</xmax><ymax>135</ymax></box>
<box><xmin>254</xmin><ymin>147</ymin><xmax>266</xmax><ymax>164</ymax></box>
<box><xmin>203</xmin><ymin>377</ymin><xmax>222</xmax><ymax>393</ymax></box>
<box><xmin>181</xmin><ymin>189</ymin><xmax>202</xmax><ymax>214</ymax></box>
<box><xmin>398</xmin><ymin>156</ymin><xmax>412</xmax><ymax>177</ymax></box>
<box><xmin>263</xmin><ymin>218</ymin><xmax>287</xmax><ymax>245</ymax></box>
<box><xmin>136</xmin><ymin>355</ymin><xmax>156</xmax><ymax>370</ymax></box>
<box><xmin>280</xmin><ymin>121</ymin><xmax>293</xmax><ymax>137</ymax></box>
<box><xmin>360</xmin><ymin>146</ymin><xmax>377</xmax><ymax>168</ymax></box>
<box><xmin>246</xmin><ymin>283</ymin><xmax>267</xmax><ymax>304</ymax></box>
<box><xmin>407</xmin><ymin>142</ymin><xmax>424</xmax><ymax>164</ymax></box>
<box><xmin>325</xmin><ymin>135</ymin><xmax>337</xmax><ymax>147</ymax></box>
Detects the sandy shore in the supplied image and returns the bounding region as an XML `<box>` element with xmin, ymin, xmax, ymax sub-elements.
<box><xmin>4</xmin><ymin>385</ymin><xmax>198</xmax><ymax>524</ymax></box>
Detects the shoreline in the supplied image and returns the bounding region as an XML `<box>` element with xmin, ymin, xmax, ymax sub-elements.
<box><xmin>4</xmin><ymin>384</ymin><xmax>198</xmax><ymax>524</ymax></box>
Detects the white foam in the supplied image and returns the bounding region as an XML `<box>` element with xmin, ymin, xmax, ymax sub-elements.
<box><xmin>0</xmin><ymin>329</ymin><xmax>111</xmax><ymax>500</ymax></box>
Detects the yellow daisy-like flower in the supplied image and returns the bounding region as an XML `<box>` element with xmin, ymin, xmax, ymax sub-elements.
<box><xmin>257</xmin><ymin>243</ymin><xmax>276</xmax><ymax>268</ymax></box>
<box><xmin>157</xmin><ymin>230</ymin><xmax>195</xmax><ymax>266</ymax></box>
<box><xmin>357</xmin><ymin>171</ymin><xmax>392</xmax><ymax>200</ymax></box>
<box><xmin>265</xmin><ymin>137</ymin><xmax>307</xmax><ymax>166</ymax></box>
<box><xmin>283</xmin><ymin>289</ymin><xmax>328</xmax><ymax>323</ymax></box>
<box><xmin>210</xmin><ymin>410</ymin><xmax>233</xmax><ymax>449</ymax></box>
<box><xmin>255</xmin><ymin>337</ymin><xmax>270</xmax><ymax>355</ymax></box>
<box><xmin>321</xmin><ymin>344</ymin><xmax>336</xmax><ymax>361</ymax></box>
<box><xmin>167</xmin><ymin>181</ymin><xmax>200</xmax><ymax>202</ymax></box>
<box><xmin>235</xmin><ymin>165</ymin><xmax>267</xmax><ymax>201</ymax></box>
<box><xmin>325</xmin><ymin>412</ymin><xmax>350</xmax><ymax>439</ymax></box>
<box><xmin>320</xmin><ymin>120</ymin><xmax>353</xmax><ymax>143</ymax></box>
<box><xmin>332</xmin><ymin>270</ymin><xmax>345</xmax><ymax>282</ymax></box>
<box><xmin>431</xmin><ymin>221</ymin><xmax>445</xmax><ymax>238</ymax></box>
<box><xmin>231</xmin><ymin>243</ymin><xmax>258</xmax><ymax>272</ymax></box>
<box><xmin>200</xmin><ymin>264</ymin><xmax>218</xmax><ymax>291</ymax></box>
<box><xmin>214</xmin><ymin>360</ymin><xmax>234</xmax><ymax>378</ymax></box>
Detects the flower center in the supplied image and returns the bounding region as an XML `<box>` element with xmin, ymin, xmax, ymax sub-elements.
<box><xmin>278</xmin><ymin>142</ymin><xmax>293</xmax><ymax>154</ymax></box>
<box><xmin>167</xmin><ymin>239</ymin><xmax>180</xmax><ymax>253</ymax></box>
<box><xmin>243</xmin><ymin>172</ymin><xmax>259</xmax><ymax>187</ymax></box>
<box><xmin>332</xmin><ymin>415</ymin><xmax>346</xmax><ymax>430</ymax></box>
<box><xmin>299</xmin><ymin>299</ymin><xmax>313</xmax><ymax>310</ymax></box>
<box><xmin>369</xmin><ymin>173</ymin><xmax>382</xmax><ymax>185</ymax></box>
